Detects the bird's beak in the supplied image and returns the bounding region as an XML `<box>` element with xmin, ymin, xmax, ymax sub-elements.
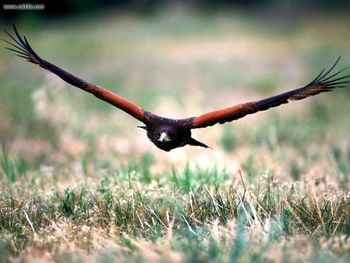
<box><xmin>137</xmin><ymin>125</ymin><xmax>147</xmax><ymax>130</ymax></box>
<box><xmin>158</xmin><ymin>132</ymin><xmax>171</xmax><ymax>142</ymax></box>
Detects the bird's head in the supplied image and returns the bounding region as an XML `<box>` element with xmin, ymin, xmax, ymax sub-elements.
<box><xmin>138</xmin><ymin>125</ymin><xmax>190</xmax><ymax>151</ymax></box>
<box><xmin>151</xmin><ymin>129</ymin><xmax>178</xmax><ymax>151</ymax></box>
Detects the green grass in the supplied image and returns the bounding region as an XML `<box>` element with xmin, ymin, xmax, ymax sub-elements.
<box><xmin>1</xmin><ymin>158</ymin><xmax>350</xmax><ymax>262</ymax></box>
<box><xmin>1</xmin><ymin>11</ymin><xmax>350</xmax><ymax>263</ymax></box>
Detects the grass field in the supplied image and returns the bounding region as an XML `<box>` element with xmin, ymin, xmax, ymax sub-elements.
<box><xmin>1</xmin><ymin>11</ymin><xmax>350</xmax><ymax>262</ymax></box>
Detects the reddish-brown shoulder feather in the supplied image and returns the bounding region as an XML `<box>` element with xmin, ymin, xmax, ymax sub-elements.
<box><xmin>4</xmin><ymin>25</ymin><xmax>147</xmax><ymax>124</ymax></box>
<box><xmin>187</xmin><ymin>57</ymin><xmax>350</xmax><ymax>129</ymax></box>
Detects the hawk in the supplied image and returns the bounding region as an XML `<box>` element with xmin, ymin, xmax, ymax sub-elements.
<box><xmin>4</xmin><ymin>25</ymin><xmax>350</xmax><ymax>151</ymax></box>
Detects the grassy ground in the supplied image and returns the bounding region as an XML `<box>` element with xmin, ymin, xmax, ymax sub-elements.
<box><xmin>1</xmin><ymin>11</ymin><xmax>350</xmax><ymax>262</ymax></box>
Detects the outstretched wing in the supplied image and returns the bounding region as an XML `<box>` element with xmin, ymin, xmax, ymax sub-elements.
<box><xmin>185</xmin><ymin>57</ymin><xmax>350</xmax><ymax>129</ymax></box>
<box><xmin>3</xmin><ymin>25</ymin><xmax>148</xmax><ymax>124</ymax></box>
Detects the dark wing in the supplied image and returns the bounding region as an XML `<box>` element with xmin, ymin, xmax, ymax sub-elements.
<box><xmin>185</xmin><ymin>57</ymin><xmax>350</xmax><ymax>129</ymax></box>
<box><xmin>3</xmin><ymin>25</ymin><xmax>148</xmax><ymax>124</ymax></box>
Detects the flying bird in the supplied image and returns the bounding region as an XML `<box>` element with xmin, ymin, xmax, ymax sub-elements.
<box><xmin>3</xmin><ymin>25</ymin><xmax>350</xmax><ymax>151</ymax></box>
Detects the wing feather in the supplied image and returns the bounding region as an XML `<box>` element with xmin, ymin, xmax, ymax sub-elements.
<box><xmin>3</xmin><ymin>25</ymin><xmax>147</xmax><ymax>124</ymax></box>
<box><xmin>187</xmin><ymin>57</ymin><xmax>350</xmax><ymax>129</ymax></box>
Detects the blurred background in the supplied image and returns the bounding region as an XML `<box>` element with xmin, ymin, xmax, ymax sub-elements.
<box><xmin>0</xmin><ymin>0</ymin><xmax>349</xmax><ymax>174</ymax></box>
<box><xmin>1</xmin><ymin>0</ymin><xmax>350</xmax><ymax>20</ymax></box>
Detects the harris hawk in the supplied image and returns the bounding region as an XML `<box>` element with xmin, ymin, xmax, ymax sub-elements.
<box><xmin>3</xmin><ymin>25</ymin><xmax>350</xmax><ymax>151</ymax></box>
